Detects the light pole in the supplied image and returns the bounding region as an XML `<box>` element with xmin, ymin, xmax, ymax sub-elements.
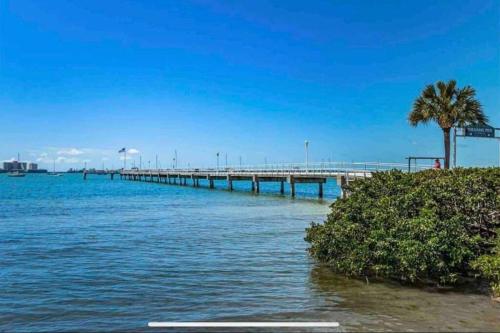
<box><xmin>239</xmin><ymin>156</ymin><xmax>242</xmax><ymax>168</ymax></box>
<box><xmin>305</xmin><ymin>140</ymin><xmax>309</xmax><ymax>171</ymax></box>
<box><xmin>139</xmin><ymin>155</ymin><xmax>142</xmax><ymax>170</ymax></box>
<box><xmin>148</xmin><ymin>160</ymin><xmax>150</xmax><ymax>169</ymax></box>
<box><xmin>174</xmin><ymin>150</ymin><xmax>178</xmax><ymax>169</ymax></box>
<box><xmin>225</xmin><ymin>153</ymin><xmax>227</xmax><ymax>168</ymax></box>
<box><xmin>498</xmin><ymin>138</ymin><xmax>500</xmax><ymax>167</ymax></box>
<box><xmin>155</xmin><ymin>154</ymin><xmax>158</xmax><ymax>170</ymax></box>
<box><xmin>216</xmin><ymin>152</ymin><xmax>220</xmax><ymax>171</ymax></box>
<box><xmin>453</xmin><ymin>127</ymin><xmax>457</xmax><ymax>168</ymax></box>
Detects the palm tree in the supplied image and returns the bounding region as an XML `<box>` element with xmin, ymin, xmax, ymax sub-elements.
<box><xmin>408</xmin><ymin>80</ymin><xmax>487</xmax><ymax>169</ymax></box>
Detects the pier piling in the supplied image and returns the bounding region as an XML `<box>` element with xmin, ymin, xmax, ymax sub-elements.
<box><xmin>118</xmin><ymin>163</ymin><xmax>377</xmax><ymax>199</ymax></box>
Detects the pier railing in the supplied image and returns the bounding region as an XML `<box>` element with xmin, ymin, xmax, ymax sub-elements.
<box><xmin>119</xmin><ymin>161</ymin><xmax>433</xmax><ymax>199</ymax></box>
<box><xmin>129</xmin><ymin>161</ymin><xmax>432</xmax><ymax>175</ymax></box>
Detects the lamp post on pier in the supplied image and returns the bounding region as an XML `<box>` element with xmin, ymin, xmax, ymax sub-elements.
<box><xmin>305</xmin><ymin>140</ymin><xmax>309</xmax><ymax>172</ymax></box>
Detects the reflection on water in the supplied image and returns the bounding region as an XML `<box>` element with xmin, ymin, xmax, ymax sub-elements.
<box><xmin>0</xmin><ymin>174</ymin><xmax>498</xmax><ymax>332</ymax></box>
<box><xmin>220</xmin><ymin>267</ymin><xmax>499</xmax><ymax>332</ymax></box>
<box><xmin>308</xmin><ymin>266</ymin><xmax>500</xmax><ymax>332</ymax></box>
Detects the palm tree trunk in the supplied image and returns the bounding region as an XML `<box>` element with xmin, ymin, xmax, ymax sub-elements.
<box><xmin>443</xmin><ymin>128</ymin><xmax>451</xmax><ymax>169</ymax></box>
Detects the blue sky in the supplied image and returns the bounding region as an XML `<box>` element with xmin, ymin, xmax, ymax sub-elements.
<box><xmin>1</xmin><ymin>0</ymin><xmax>499</xmax><ymax>170</ymax></box>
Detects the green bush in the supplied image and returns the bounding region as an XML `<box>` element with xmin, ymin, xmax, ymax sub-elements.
<box><xmin>305</xmin><ymin>168</ymin><xmax>500</xmax><ymax>292</ymax></box>
<box><xmin>472</xmin><ymin>231</ymin><xmax>500</xmax><ymax>298</ymax></box>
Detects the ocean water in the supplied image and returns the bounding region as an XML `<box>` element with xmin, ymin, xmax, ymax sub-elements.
<box><xmin>1</xmin><ymin>174</ymin><xmax>499</xmax><ymax>332</ymax></box>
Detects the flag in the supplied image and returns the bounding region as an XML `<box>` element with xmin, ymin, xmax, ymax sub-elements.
<box><xmin>118</xmin><ymin>148</ymin><xmax>126</xmax><ymax>153</ymax></box>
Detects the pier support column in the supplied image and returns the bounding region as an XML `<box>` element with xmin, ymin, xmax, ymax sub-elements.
<box><xmin>227</xmin><ymin>176</ymin><xmax>233</xmax><ymax>191</ymax></box>
<box><xmin>196</xmin><ymin>179</ymin><xmax>199</xmax><ymax>187</ymax></box>
<box><xmin>251</xmin><ymin>181</ymin><xmax>255</xmax><ymax>192</ymax></box>
<box><xmin>318</xmin><ymin>183</ymin><xmax>323</xmax><ymax>199</ymax></box>
<box><xmin>253</xmin><ymin>176</ymin><xmax>260</xmax><ymax>194</ymax></box>
<box><xmin>336</xmin><ymin>175</ymin><xmax>347</xmax><ymax>199</ymax></box>
<box><xmin>110</xmin><ymin>173</ymin><xmax>114</xmax><ymax>180</ymax></box>
<box><xmin>280</xmin><ymin>181</ymin><xmax>284</xmax><ymax>194</ymax></box>
<box><xmin>207</xmin><ymin>176</ymin><xmax>214</xmax><ymax>189</ymax></box>
<box><xmin>83</xmin><ymin>172</ymin><xmax>87</xmax><ymax>180</ymax></box>
<box><xmin>288</xmin><ymin>176</ymin><xmax>295</xmax><ymax>198</ymax></box>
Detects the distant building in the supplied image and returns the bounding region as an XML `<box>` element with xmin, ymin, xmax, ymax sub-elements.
<box><xmin>3</xmin><ymin>161</ymin><xmax>38</xmax><ymax>171</ymax></box>
<box><xmin>3</xmin><ymin>161</ymin><xmax>23</xmax><ymax>171</ymax></box>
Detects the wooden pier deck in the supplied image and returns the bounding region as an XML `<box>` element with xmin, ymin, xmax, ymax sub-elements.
<box><xmin>118</xmin><ymin>162</ymin><xmax>422</xmax><ymax>198</ymax></box>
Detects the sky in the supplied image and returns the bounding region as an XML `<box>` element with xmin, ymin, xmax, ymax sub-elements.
<box><xmin>0</xmin><ymin>0</ymin><xmax>499</xmax><ymax>170</ymax></box>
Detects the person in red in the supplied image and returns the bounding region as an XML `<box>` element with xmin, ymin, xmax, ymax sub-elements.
<box><xmin>433</xmin><ymin>158</ymin><xmax>441</xmax><ymax>169</ymax></box>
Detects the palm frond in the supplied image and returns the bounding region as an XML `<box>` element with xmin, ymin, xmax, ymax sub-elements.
<box><xmin>453</xmin><ymin>86</ymin><xmax>487</xmax><ymax>127</ymax></box>
<box><xmin>409</xmin><ymin>81</ymin><xmax>487</xmax><ymax>129</ymax></box>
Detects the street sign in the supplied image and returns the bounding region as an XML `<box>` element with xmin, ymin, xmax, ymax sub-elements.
<box><xmin>464</xmin><ymin>124</ymin><xmax>495</xmax><ymax>138</ymax></box>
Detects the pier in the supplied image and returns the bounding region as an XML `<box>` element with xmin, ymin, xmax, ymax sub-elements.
<box><xmin>119</xmin><ymin>162</ymin><xmax>425</xmax><ymax>198</ymax></box>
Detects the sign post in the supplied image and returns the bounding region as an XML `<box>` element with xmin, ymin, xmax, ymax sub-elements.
<box><xmin>463</xmin><ymin>124</ymin><xmax>495</xmax><ymax>138</ymax></box>
<box><xmin>454</xmin><ymin>124</ymin><xmax>499</xmax><ymax>167</ymax></box>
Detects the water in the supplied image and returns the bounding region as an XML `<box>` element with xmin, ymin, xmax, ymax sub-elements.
<box><xmin>1</xmin><ymin>174</ymin><xmax>498</xmax><ymax>332</ymax></box>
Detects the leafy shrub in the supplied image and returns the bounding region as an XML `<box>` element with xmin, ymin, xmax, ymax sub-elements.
<box><xmin>472</xmin><ymin>231</ymin><xmax>500</xmax><ymax>298</ymax></box>
<box><xmin>306</xmin><ymin>168</ymin><xmax>500</xmax><ymax>292</ymax></box>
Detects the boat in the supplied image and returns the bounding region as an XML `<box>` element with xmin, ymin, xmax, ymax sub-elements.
<box><xmin>47</xmin><ymin>159</ymin><xmax>63</xmax><ymax>176</ymax></box>
<box><xmin>8</xmin><ymin>171</ymin><xmax>25</xmax><ymax>177</ymax></box>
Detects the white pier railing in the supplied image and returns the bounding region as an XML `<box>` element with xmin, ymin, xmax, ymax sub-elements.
<box><xmin>133</xmin><ymin>161</ymin><xmax>432</xmax><ymax>175</ymax></box>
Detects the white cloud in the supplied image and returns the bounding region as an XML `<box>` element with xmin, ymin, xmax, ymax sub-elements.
<box><xmin>56</xmin><ymin>156</ymin><xmax>81</xmax><ymax>163</ymax></box>
<box><xmin>127</xmin><ymin>148</ymin><xmax>140</xmax><ymax>155</ymax></box>
<box><xmin>57</xmin><ymin>148</ymin><xmax>84</xmax><ymax>156</ymax></box>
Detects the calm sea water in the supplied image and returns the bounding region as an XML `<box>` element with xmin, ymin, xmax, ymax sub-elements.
<box><xmin>1</xmin><ymin>174</ymin><xmax>499</xmax><ymax>332</ymax></box>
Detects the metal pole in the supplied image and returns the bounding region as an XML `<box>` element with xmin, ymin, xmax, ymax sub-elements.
<box><xmin>305</xmin><ymin>140</ymin><xmax>309</xmax><ymax>171</ymax></box>
<box><xmin>216</xmin><ymin>152</ymin><xmax>219</xmax><ymax>171</ymax></box>
<box><xmin>453</xmin><ymin>127</ymin><xmax>457</xmax><ymax>168</ymax></box>
<box><xmin>498</xmin><ymin>138</ymin><xmax>500</xmax><ymax>167</ymax></box>
<box><xmin>124</xmin><ymin>149</ymin><xmax>126</xmax><ymax>170</ymax></box>
<box><xmin>155</xmin><ymin>154</ymin><xmax>158</xmax><ymax>170</ymax></box>
<box><xmin>174</xmin><ymin>150</ymin><xmax>178</xmax><ymax>169</ymax></box>
<box><xmin>239</xmin><ymin>156</ymin><xmax>242</xmax><ymax>168</ymax></box>
<box><xmin>140</xmin><ymin>156</ymin><xmax>142</xmax><ymax>169</ymax></box>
